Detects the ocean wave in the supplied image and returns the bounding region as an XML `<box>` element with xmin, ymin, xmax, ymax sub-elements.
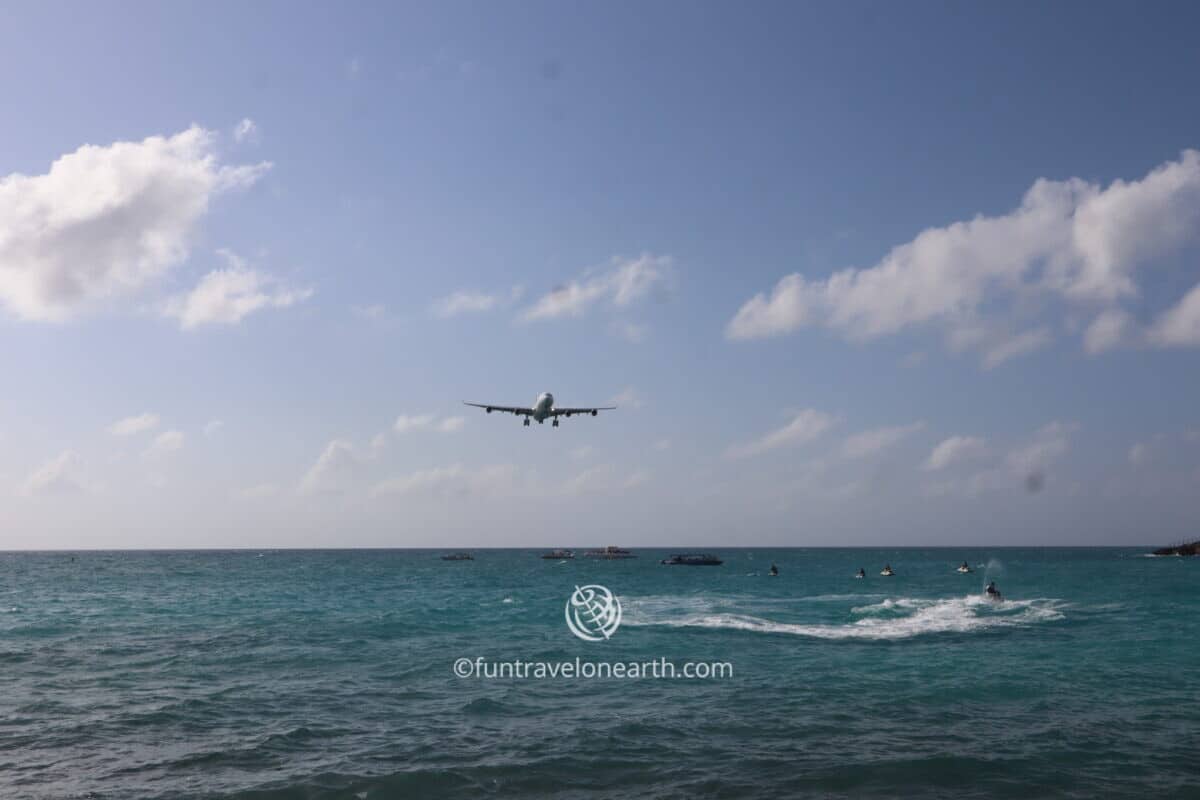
<box><xmin>625</xmin><ymin>595</ymin><xmax>1066</xmax><ymax>641</ymax></box>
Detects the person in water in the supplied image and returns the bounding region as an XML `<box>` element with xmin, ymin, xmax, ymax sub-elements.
<box><xmin>769</xmin><ymin>563</ymin><xmax>779</xmax><ymax>576</ymax></box>
<box><xmin>856</xmin><ymin>567</ymin><xmax>866</xmax><ymax>577</ymax></box>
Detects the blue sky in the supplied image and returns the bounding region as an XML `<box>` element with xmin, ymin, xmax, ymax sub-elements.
<box><xmin>2</xmin><ymin>2</ymin><xmax>1199</xmax><ymax>548</ymax></box>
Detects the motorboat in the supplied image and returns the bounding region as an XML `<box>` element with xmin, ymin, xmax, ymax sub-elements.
<box><xmin>584</xmin><ymin>546</ymin><xmax>636</xmax><ymax>559</ymax></box>
<box><xmin>660</xmin><ymin>553</ymin><xmax>723</xmax><ymax>566</ymax></box>
<box><xmin>440</xmin><ymin>552</ymin><xmax>474</xmax><ymax>561</ymax></box>
<box><xmin>541</xmin><ymin>549</ymin><xmax>575</xmax><ymax>559</ymax></box>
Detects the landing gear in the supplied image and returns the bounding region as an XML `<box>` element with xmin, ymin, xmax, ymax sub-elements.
<box><xmin>523</xmin><ymin>418</ymin><xmax>530</xmax><ymax>427</ymax></box>
<box><xmin>552</xmin><ymin>419</ymin><xmax>559</xmax><ymax>427</ymax></box>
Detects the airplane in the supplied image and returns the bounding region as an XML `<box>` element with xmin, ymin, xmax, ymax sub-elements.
<box><xmin>464</xmin><ymin>392</ymin><xmax>615</xmax><ymax>427</ymax></box>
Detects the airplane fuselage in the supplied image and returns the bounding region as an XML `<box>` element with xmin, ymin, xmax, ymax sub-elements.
<box><xmin>532</xmin><ymin>392</ymin><xmax>554</xmax><ymax>422</ymax></box>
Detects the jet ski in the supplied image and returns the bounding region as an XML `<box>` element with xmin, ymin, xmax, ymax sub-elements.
<box><xmin>768</xmin><ymin>564</ymin><xmax>779</xmax><ymax>577</ymax></box>
<box><xmin>984</xmin><ymin>582</ymin><xmax>1003</xmax><ymax>602</ymax></box>
<box><xmin>956</xmin><ymin>564</ymin><xmax>972</xmax><ymax>573</ymax></box>
<box><xmin>880</xmin><ymin>566</ymin><xmax>895</xmax><ymax>577</ymax></box>
<box><xmin>855</xmin><ymin>568</ymin><xmax>866</xmax><ymax>579</ymax></box>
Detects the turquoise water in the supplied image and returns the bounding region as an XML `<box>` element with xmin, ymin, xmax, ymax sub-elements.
<box><xmin>2</xmin><ymin>548</ymin><xmax>1198</xmax><ymax>799</ymax></box>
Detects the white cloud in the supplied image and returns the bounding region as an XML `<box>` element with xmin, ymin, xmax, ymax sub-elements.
<box><xmin>391</xmin><ymin>414</ymin><xmax>464</xmax><ymax>435</ymax></box>
<box><xmin>924</xmin><ymin>436</ymin><xmax>988</xmax><ymax>471</ymax></box>
<box><xmin>563</xmin><ymin>464</ymin><xmax>650</xmax><ymax>495</ymax></box>
<box><xmin>979</xmin><ymin>328</ymin><xmax>1053</xmax><ymax>369</ymax></box>
<box><xmin>610</xmin><ymin>387</ymin><xmax>642</xmax><ymax>409</ymax></box>
<box><xmin>371</xmin><ymin>463</ymin><xmax>519</xmax><ymax>497</ymax></box>
<box><xmin>394</xmin><ymin>414</ymin><xmax>434</xmax><ymax>433</ymax></box>
<box><xmin>1006</xmin><ymin>422</ymin><xmax>1075</xmax><ymax>476</ymax></box>
<box><xmin>143</xmin><ymin>429</ymin><xmax>184</xmax><ymax>458</ymax></box>
<box><xmin>21</xmin><ymin>450</ymin><xmax>85</xmax><ymax>496</ymax></box>
<box><xmin>610</xmin><ymin>320</ymin><xmax>648</xmax><ymax>343</ymax></box>
<box><xmin>727</xmin><ymin>151</ymin><xmax>1200</xmax><ymax>363</ymax></box>
<box><xmin>203</xmin><ymin>420</ymin><xmax>224</xmax><ymax>437</ymax></box>
<box><xmin>353</xmin><ymin>303</ymin><xmax>386</xmax><ymax>321</ymax></box>
<box><xmin>163</xmin><ymin>250</ymin><xmax>311</xmax><ymax>329</ymax></box>
<box><xmin>0</xmin><ymin>126</ymin><xmax>270</xmax><ymax>322</ymax></box>
<box><xmin>232</xmin><ymin>118</ymin><xmax>258</xmax><ymax>144</ymax></box>
<box><xmin>1148</xmin><ymin>282</ymin><xmax>1200</xmax><ymax>346</ymax></box>
<box><xmin>840</xmin><ymin>422</ymin><xmax>924</xmax><ymax>459</ymax></box>
<box><xmin>434</xmin><ymin>291</ymin><xmax>498</xmax><ymax>317</ymax></box>
<box><xmin>300</xmin><ymin>439</ymin><xmax>360</xmax><ymax>494</ymax></box>
<box><xmin>1129</xmin><ymin>441</ymin><xmax>1151</xmax><ymax>467</ymax></box>
<box><xmin>1084</xmin><ymin>309</ymin><xmax>1135</xmax><ymax>354</ymax></box>
<box><xmin>108</xmin><ymin>412</ymin><xmax>160</xmax><ymax>436</ymax></box>
<box><xmin>521</xmin><ymin>253</ymin><xmax>671</xmax><ymax>321</ymax></box>
<box><xmin>237</xmin><ymin>482</ymin><xmax>279</xmax><ymax>499</ymax></box>
<box><xmin>726</xmin><ymin>409</ymin><xmax>836</xmax><ymax>459</ymax></box>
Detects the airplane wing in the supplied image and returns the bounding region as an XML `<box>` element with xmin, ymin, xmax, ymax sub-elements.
<box><xmin>463</xmin><ymin>402</ymin><xmax>533</xmax><ymax>416</ymax></box>
<box><xmin>550</xmin><ymin>406</ymin><xmax>617</xmax><ymax>417</ymax></box>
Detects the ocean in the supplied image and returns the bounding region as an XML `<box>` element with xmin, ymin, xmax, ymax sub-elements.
<box><xmin>2</xmin><ymin>548</ymin><xmax>1197</xmax><ymax>799</ymax></box>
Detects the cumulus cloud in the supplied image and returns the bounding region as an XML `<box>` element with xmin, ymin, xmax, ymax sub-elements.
<box><xmin>394</xmin><ymin>414</ymin><xmax>434</xmax><ymax>433</ymax></box>
<box><xmin>143</xmin><ymin>429</ymin><xmax>184</xmax><ymax>458</ymax></box>
<box><xmin>163</xmin><ymin>250</ymin><xmax>311</xmax><ymax>329</ymax></box>
<box><xmin>21</xmin><ymin>450</ymin><xmax>85</xmax><ymax>496</ymax></box>
<box><xmin>1006</xmin><ymin>422</ymin><xmax>1074</xmax><ymax>474</ymax></box>
<box><xmin>299</xmin><ymin>439</ymin><xmax>361</xmax><ymax>494</ymax></box>
<box><xmin>1148</xmin><ymin>282</ymin><xmax>1200</xmax><ymax>346</ymax></box>
<box><xmin>108</xmin><ymin>412</ymin><xmax>160</xmax><ymax>436</ymax></box>
<box><xmin>1084</xmin><ymin>309</ymin><xmax>1135</xmax><ymax>354</ymax></box>
<box><xmin>432</xmin><ymin>287</ymin><xmax>522</xmax><ymax>318</ymax></box>
<box><xmin>237</xmin><ymin>482</ymin><xmax>279</xmax><ymax>499</ymax></box>
<box><xmin>521</xmin><ymin>253</ymin><xmax>671</xmax><ymax>321</ymax></box>
<box><xmin>727</xmin><ymin>151</ymin><xmax>1200</xmax><ymax>363</ymax></box>
<box><xmin>840</xmin><ymin>422</ymin><xmax>924</xmax><ymax>459</ymax></box>
<box><xmin>979</xmin><ymin>328</ymin><xmax>1053</xmax><ymax>369</ymax></box>
<box><xmin>393</xmin><ymin>414</ymin><xmax>464</xmax><ymax>434</ymax></box>
<box><xmin>924</xmin><ymin>436</ymin><xmax>988</xmax><ymax>471</ymax></box>
<box><xmin>203</xmin><ymin>419</ymin><xmax>224</xmax><ymax>437</ymax></box>
<box><xmin>610</xmin><ymin>320</ymin><xmax>648</xmax><ymax>343</ymax></box>
<box><xmin>433</xmin><ymin>291</ymin><xmax>498</xmax><ymax>317</ymax></box>
<box><xmin>726</xmin><ymin>409</ymin><xmax>836</xmax><ymax>459</ymax></box>
<box><xmin>563</xmin><ymin>464</ymin><xmax>650</xmax><ymax>495</ymax></box>
<box><xmin>0</xmin><ymin>126</ymin><xmax>270</xmax><ymax>322</ymax></box>
<box><xmin>610</xmin><ymin>387</ymin><xmax>642</xmax><ymax>409</ymax></box>
<box><xmin>923</xmin><ymin>424</ymin><xmax>1075</xmax><ymax>496</ymax></box>
<box><xmin>232</xmin><ymin>118</ymin><xmax>258</xmax><ymax>143</ymax></box>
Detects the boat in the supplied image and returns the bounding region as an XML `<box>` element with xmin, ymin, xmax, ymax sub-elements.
<box><xmin>540</xmin><ymin>549</ymin><xmax>574</xmax><ymax>559</ymax></box>
<box><xmin>440</xmin><ymin>552</ymin><xmax>474</xmax><ymax>561</ymax></box>
<box><xmin>660</xmin><ymin>553</ymin><xmax>723</xmax><ymax>566</ymax></box>
<box><xmin>584</xmin><ymin>546</ymin><xmax>636</xmax><ymax>559</ymax></box>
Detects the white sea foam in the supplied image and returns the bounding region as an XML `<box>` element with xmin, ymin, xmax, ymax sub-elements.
<box><xmin>624</xmin><ymin>594</ymin><xmax>1066</xmax><ymax>641</ymax></box>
